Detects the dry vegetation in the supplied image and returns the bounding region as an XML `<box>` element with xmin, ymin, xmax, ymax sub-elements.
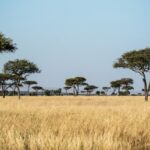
<box><xmin>0</xmin><ymin>96</ymin><xmax>150</xmax><ymax>150</ymax></box>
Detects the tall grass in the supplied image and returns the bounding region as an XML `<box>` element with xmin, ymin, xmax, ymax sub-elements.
<box><xmin>0</xmin><ymin>96</ymin><xmax>149</xmax><ymax>150</ymax></box>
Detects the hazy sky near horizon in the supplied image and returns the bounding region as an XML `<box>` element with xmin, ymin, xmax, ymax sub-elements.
<box><xmin>0</xmin><ymin>0</ymin><xmax>150</xmax><ymax>92</ymax></box>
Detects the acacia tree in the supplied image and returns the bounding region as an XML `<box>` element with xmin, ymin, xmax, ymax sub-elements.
<box><xmin>74</xmin><ymin>77</ymin><xmax>87</xmax><ymax>95</ymax></box>
<box><xmin>84</xmin><ymin>85</ymin><xmax>98</xmax><ymax>96</ymax></box>
<box><xmin>64</xmin><ymin>86</ymin><xmax>71</xmax><ymax>95</ymax></box>
<box><xmin>120</xmin><ymin>78</ymin><xmax>134</xmax><ymax>95</ymax></box>
<box><xmin>53</xmin><ymin>88</ymin><xmax>62</xmax><ymax>96</ymax></box>
<box><xmin>102</xmin><ymin>87</ymin><xmax>111</xmax><ymax>95</ymax></box>
<box><xmin>0</xmin><ymin>32</ymin><xmax>17</xmax><ymax>53</ymax></box>
<box><xmin>110</xmin><ymin>78</ymin><xmax>134</xmax><ymax>95</ymax></box>
<box><xmin>110</xmin><ymin>80</ymin><xmax>122</xmax><ymax>95</ymax></box>
<box><xmin>65</xmin><ymin>77</ymin><xmax>87</xmax><ymax>95</ymax></box>
<box><xmin>120</xmin><ymin>78</ymin><xmax>133</xmax><ymax>86</ymax></box>
<box><xmin>96</xmin><ymin>91</ymin><xmax>100</xmax><ymax>96</ymax></box>
<box><xmin>113</xmin><ymin>48</ymin><xmax>150</xmax><ymax>101</ymax></box>
<box><xmin>65</xmin><ymin>78</ymin><xmax>76</xmax><ymax>95</ymax></box>
<box><xmin>122</xmin><ymin>86</ymin><xmax>134</xmax><ymax>95</ymax></box>
<box><xmin>23</xmin><ymin>80</ymin><xmax>37</xmax><ymax>95</ymax></box>
<box><xmin>100</xmin><ymin>91</ymin><xmax>105</xmax><ymax>95</ymax></box>
<box><xmin>7</xmin><ymin>77</ymin><xmax>24</xmax><ymax>96</ymax></box>
<box><xmin>32</xmin><ymin>86</ymin><xmax>43</xmax><ymax>95</ymax></box>
<box><xmin>4</xmin><ymin>59</ymin><xmax>40</xmax><ymax>99</ymax></box>
<box><xmin>0</xmin><ymin>73</ymin><xmax>13</xmax><ymax>98</ymax></box>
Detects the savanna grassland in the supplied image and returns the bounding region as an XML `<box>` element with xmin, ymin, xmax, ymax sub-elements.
<box><xmin>0</xmin><ymin>96</ymin><xmax>150</xmax><ymax>150</ymax></box>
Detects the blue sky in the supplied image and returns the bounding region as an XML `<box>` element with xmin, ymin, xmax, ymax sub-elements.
<box><xmin>0</xmin><ymin>0</ymin><xmax>150</xmax><ymax>92</ymax></box>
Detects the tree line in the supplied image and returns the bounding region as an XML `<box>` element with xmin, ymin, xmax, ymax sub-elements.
<box><xmin>64</xmin><ymin>76</ymin><xmax>134</xmax><ymax>96</ymax></box>
<box><xmin>1</xmin><ymin>32</ymin><xmax>150</xmax><ymax>101</ymax></box>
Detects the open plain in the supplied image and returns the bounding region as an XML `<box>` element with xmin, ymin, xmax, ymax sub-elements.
<box><xmin>0</xmin><ymin>96</ymin><xmax>149</xmax><ymax>150</ymax></box>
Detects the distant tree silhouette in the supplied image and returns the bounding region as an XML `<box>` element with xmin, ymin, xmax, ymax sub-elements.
<box><xmin>121</xmin><ymin>86</ymin><xmax>134</xmax><ymax>95</ymax></box>
<box><xmin>64</xmin><ymin>86</ymin><xmax>71</xmax><ymax>95</ymax></box>
<box><xmin>102</xmin><ymin>87</ymin><xmax>111</xmax><ymax>95</ymax></box>
<box><xmin>44</xmin><ymin>90</ymin><xmax>51</xmax><ymax>96</ymax></box>
<box><xmin>23</xmin><ymin>80</ymin><xmax>37</xmax><ymax>95</ymax></box>
<box><xmin>96</xmin><ymin>91</ymin><xmax>100</xmax><ymax>96</ymax></box>
<box><xmin>110</xmin><ymin>80</ymin><xmax>122</xmax><ymax>95</ymax></box>
<box><xmin>32</xmin><ymin>86</ymin><xmax>43</xmax><ymax>95</ymax></box>
<box><xmin>120</xmin><ymin>78</ymin><xmax>134</xmax><ymax>95</ymax></box>
<box><xmin>110</xmin><ymin>78</ymin><xmax>134</xmax><ymax>95</ymax></box>
<box><xmin>53</xmin><ymin>88</ymin><xmax>62</xmax><ymax>96</ymax></box>
<box><xmin>100</xmin><ymin>91</ymin><xmax>105</xmax><ymax>95</ymax></box>
<box><xmin>0</xmin><ymin>73</ymin><xmax>13</xmax><ymax>98</ymax></box>
<box><xmin>84</xmin><ymin>85</ymin><xmax>98</xmax><ymax>95</ymax></box>
<box><xmin>65</xmin><ymin>77</ymin><xmax>87</xmax><ymax>95</ymax></box>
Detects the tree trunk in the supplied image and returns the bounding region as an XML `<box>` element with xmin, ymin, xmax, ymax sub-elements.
<box><xmin>118</xmin><ymin>87</ymin><xmax>121</xmax><ymax>95</ymax></box>
<box><xmin>76</xmin><ymin>85</ymin><xmax>79</xmax><ymax>96</ymax></box>
<box><xmin>65</xmin><ymin>90</ymin><xmax>68</xmax><ymax>95</ymax></box>
<box><xmin>2</xmin><ymin>84</ymin><xmax>5</xmax><ymax>98</ymax></box>
<box><xmin>73</xmin><ymin>86</ymin><xmax>76</xmax><ymax>96</ymax></box>
<box><xmin>74</xmin><ymin>86</ymin><xmax>78</xmax><ymax>96</ymax></box>
<box><xmin>16</xmin><ymin>85</ymin><xmax>21</xmax><ymax>100</ymax></box>
<box><xmin>86</xmin><ymin>91</ymin><xmax>89</xmax><ymax>96</ymax></box>
<box><xmin>3</xmin><ymin>90</ymin><xmax>5</xmax><ymax>98</ymax></box>
<box><xmin>143</xmin><ymin>76</ymin><xmax>149</xmax><ymax>101</ymax></box>
<box><xmin>13</xmin><ymin>87</ymin><xmax>16</xmax><ymax>96</ymax></box>
<box><xmin>28</xmin><ymin>85</ymin><xmax>30</xmax><ymax>96</ymax></box>
<box><xmin>145</xmin><ymin>91</ymin><xmax>148</xmax><ymax>101</ymax></box>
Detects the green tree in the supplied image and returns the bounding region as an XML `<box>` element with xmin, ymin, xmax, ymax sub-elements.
<box><xmin>122</xmin><ymin>86</ymin><xmax>134</xmax><ymax>95</ymax></box>
<box><xmin>0</xmin><ymin>33</ymin><xmax>17</xmax><ymax>53</ymax></box>
<box><xmin>65</xmin><ymin>78</ymin><xmax>76</xmax><ymax>95</ymax></box>
<box><xmin>64</xmin><ymin>86</ymin><xmax>71</xmax><ymax>95</ymax></box>
<box><xmin>102</xmin><ymin>87</ymin><xmax>111</xmax><ymax>95</ymax></box>
<box><xmin>113</xmin><ymin>48</ymin><xmax>150</xmax><ymax>101</ymax></box>
<box><xmin>23</xmin><ymin>80</ymin><xmax>37</xmax><ymax>95</ymax></box>
<box><xmin>100</xmin><ymin>91</ymin><xmax>105</xmax><ymax>95</ymax></box>
<box><xmin>110</xmin><ymin>78</ymin><xmax>134</xmax><ymax>95</ymax></box>
<box><xmin>44</xmin><ymin>90</ymin><xmax>51</xmax><ymax>96</ymax></box>
<box><xmin>4</xmin><ymin>59</ymin><xmax>40</xmax><ymax>99</ymax></box>
<box><xmin>65</xmin><ymin>77</ymin><xmax>87</xmax><ymax>95</ymax></box>
<box><xmin>84</xmin><ymin>85</ymin><xmax>98</xmax><ymax>95</ymax></box>
<box><xmin>120</xmin><ymin>78</ymin><xmax>133</xmax><ymax>85</ymax></box>
<box><xmin>96</xmin><ymin>91</ymin><xmax>100</xmax><ymax>96</ymax></box>
<box><xmin>0</xmin><ymin>73</ymin><xmax>13</xmax><ymax>98</ymax></box>
<box><xmin>110</xmin><ymin>80</ymin><xmax>122</xmax><ymax>95</ymax></box>
<box><xmin>53</xmin><ymin>88</ymin><xmax>62</xmax><ymax>96</ymax></box>
<box><xmin>120</xmin><ymin>78</ymin><xmax>134</xmax><ymax>95</ymax></box>
<box><xmin>8</xmin><ymin>80</ymin><xmax>20</xmax><ymax>96</ymax></box>
<box><xmin>32</xmin><ymin>86</ymin><xmax>43</xmax><ymax>95</ymax></box>
<box><xmin>74</xmin><ymin>77</ymin><xmax>87</xmax><ymax>95</ymax></box>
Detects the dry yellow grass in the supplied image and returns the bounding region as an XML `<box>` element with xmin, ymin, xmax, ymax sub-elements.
<box><xmin>0</xmin><ymin>96</ymin><xmax>149</xmax><ymax>150</ymax></box>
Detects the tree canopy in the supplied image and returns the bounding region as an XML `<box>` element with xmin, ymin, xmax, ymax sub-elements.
<box><xmin>84</xmin><ymin>85</ymin><xmax>98</xmax><ymax>95</ymax></box>
<box><xmin>32</xmin><ymin>86</ymin><xmax>43</xmax><ymax>95</ymax></box>
<box><xmin>4</xmin><ymin>59</ymin><xmax>40</xmax><ymax>77</ymax></box>
<box><xmin>110</xmin><ymin>78</ymin><xmax>134</xmax><ymax>95</ymax></box>
<box><xmin>65</xmin><ymin>76</ymin><xmax>87</xmax><ymax>95</ymax></box>
<box><xmin>113</xmin><ymin>48</ymin><xmax>150</xmax><ymax>100</ymax></box>
<box><xmin>102</xmin><ymin>87</ymin><xmax>111</xmax><ymax>95</ymax></box>
<box><xmin>0</xmin><ymin>33</ymin><xmax>17</xmax><ymax>53</ymax></box>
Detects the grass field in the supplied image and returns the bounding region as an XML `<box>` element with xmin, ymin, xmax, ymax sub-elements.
<box><xmin>0</xmin><ymin>96</ymin><xmax>149</xmax><ymax>150</ymax></box>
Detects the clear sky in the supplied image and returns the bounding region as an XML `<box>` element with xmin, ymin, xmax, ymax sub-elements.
<box><xmin>0</xmin><ymin>0</ymin><xmax>150</xmax><ymax>92</ymax></box>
